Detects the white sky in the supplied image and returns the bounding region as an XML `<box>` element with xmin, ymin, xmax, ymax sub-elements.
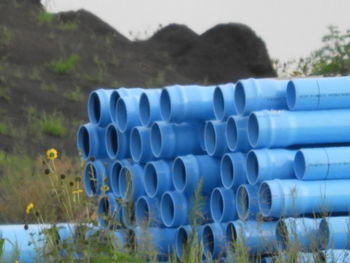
<box><xmin>43</xmin><ymin>0</ymin><xmax>350</xmax><ymax>61</ymax></box>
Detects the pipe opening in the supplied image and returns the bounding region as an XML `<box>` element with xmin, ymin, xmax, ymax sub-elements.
<box><xmin>319</xmin><ymin>219</ymin><xmax>330</xmax><ymax>249</ymax></box>
<box><xmin>109</xmin><ymin>91</ymin><xmax>121</xmax><ymax>122</ymax></box>
<box><xmin>119</xmin><ymin>167</ymin><xmax>132</xmax><ymax>200</ymax></box>
<box><xmin>151</xmin><ymin>123</ymin><xmax>162</xmax><ymax>157</ymax></box>
<box><xmin>259</xmin><ymin>182</ymin><xmax>272</xmax><ymax>216</ymax></box>
<box><xmin>160</xmin><ymin>89</ymin><xmax>171</xmax><ymax>121</ymax></box>
<box><xmin>86</xmin><ymin>163</ymin><xmax>97</xmax><ymax>194</ymax></box>
<box><xmin>213</xmin><ymin>87</ymin><xmax>225</xmax><ymax>120</ymax></box>
<box><xmin>78</xmin><ymin>126</ymin><xmax>90</xmax><ymax>158</ymax></box>
<box><xmin>122</xmin><ymin>203</ymin><xmax>135</xmax><ymax>227</ymax></box>
<box><xmin>248</xmin><ymin>113</ymin><xmax>259</xmax><ymax>147</ymax></box>
<box><xmin>176</xmin><ymin>227</ymin><xmax>189</xmax><ymax>259</ymax></box>
<box><xmin>161</xmin><ymin>192</ymin><xmax>175</xmax><ymax>226</ymax></box>
<box><xmin>211</xmin><ymin>188</ymin><xmax>224</xmax><ymax>222</ymax></box>
<box><xmin>135</xmin><ymin>197</ymin><xmax>150</xmax><ymax>224</ymax></box>
<box><xmin>110</xmin><ymin>161</ymin><xmax>123</xmax><ymax>195</ymax></box>
<box><xmin>294</xmin><ymin>151</ymin><xmax>306</xmax><ymax>179</ymax></box>
<box><xmin>106</xmin><ymin>125</ymin><xmax>118</xmax><ymax>157</ymax></box>
<box><xmin>126</xmin><ymin>229</ymin><xmax>137</xmax><ymax>250</ymax></box>
<box><xmin>221</xmin><ymin>154</ymin><xmax>234</xmax><ymax>188</ymax></box>
<box><xmin>247</xmin><ymin>151</ymin><xmax>259</xmax><ymax>185</ymax></box>
<box><xmin>237</xmin><ymin>186</ymin><xmax>249</xmax><ymax>220</ymax></box>
<box><xmin>89</xmin><ymin>92</ymin><xmax>101</xmax><ymax>123</ymax></box>
<box><xmin>116</xmin><ymin>98</ymin><xmax>128</xmax><ymax>131</ymax></box>
<box><xmin>276</xmin><ymin>220</ymin><xmax>288</xmax><ymax>249</ymax></box>
<box><xmin>226</xmin><ymin>117</ymin><xmax>238</xmax><ymax>151</ymax></box>
<box><xmin>205</xmin><ymin>122</ymin><xmax>217</xmax><ymax>155</ymax></box>
<box><xmin>226</xmin><ymin>222</ymin><xmax>237</xmax><ymax>244</ymax></box>
<box><xmin>203</xmin><ymin>225</ymin><xmax>214</xmax><ymax>257</ymax></box>
<box><xmin>286</xmin><ymin>81</ymin><xmax>296</xmax><ymax>110</ymax></box>
<box><xmin>234</xmin><ymin>82</ymin><xmax>245</xmax><ymax>115</ymax></box>
<box><xmin>173</xmin><ymin>158</ymin><xmax>187</xmax><ymax>192</ymax></box>
<box><xmin>144</xmin><ymin>163</ymin><xmax>158</xmax><ymax>197</ymax></box>
<box><xmin>130</xmin><ymin>128</ymin><xmax>142</xmax><ymax>161</ymax></box>
<box><xmin>139</xmin><ymin>93</ymin><xmax>151</xmax><ymax>125</ymax></box>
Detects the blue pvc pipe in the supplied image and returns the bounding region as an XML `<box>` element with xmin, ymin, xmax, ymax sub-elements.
<box><xmin>105</xmin><ymin>123</ymin><xmax>130</xmax><ymax>159</ymax></box>
<box><xmin>77</xmin><ymin>123</ymin><xmax>107</xmax><ymax>160</ymax></box>
<box><xmin>144</xmin><ymin>160</ymin><xmax>173</xmax><ymax>198</ymax></box>
<box><xmin>319</xmin><ymin>216</ymin><xmax>350</xmax><ymax>249</ymax></box>
<box><xmin>287</xmin><ymin>76</ymin><xmax>350</xmax><ymax>111</ymax></box>
<box><xmin>151</xmin><ymin>121</ymin><xmax>204</xmax><ymax>159</ymax></box>
<box><xmin>83</xmin><ymin>160</ymin><xmax>110</xmax><ymax>197</ymax></box>
<box><xmin>108</xmin><ymin>159</ymin><xmax>132</xmax><ymax>197</ymax></box>
<box><xmin>225</xmin><ymin>116</ymin><xmax>250</xmax><ymax>152</ymax></box>
<box><xmin>175</xmin><ymin>225</ymin><xmax>192</xmax><ymax>260</ymax></box>
<box><xmin>213</xmin><ymin>83</ymin><xmax>236</xmax><ymax>120</ymax></box>
<box><xmin>97</xmin><ymin>193</ymin><xmax>122</xmax><ymax>227</ymax></box>
<box><xmin>121</xmin><ymin>202</ymin><xmax>134</xmax><ymax>228</ymax></box>
<box><xmin>220</xmin><ymin>152</ymin><xmax>247</xmax><ymax>190</ymax></box>
<box><xmin>87</xmin><ymin>89</ymin><xmax>114</xmax><ymax>127</ymax></box>
<box><xmin>234</xmin><ymin>78</ymin><xmax>288</xmax><ymax>115</ymax></box>
<box><xmin>294</xmin><ymin>147</ymin><xmax>350</xmax><ymax>180</ymax></box>
<box><xmin>135</xmin><ymin>196</ymin><xmax>163</xmax><ymax>226</ymax></box>
<box><xmin>258</xmin><ymin>179</ymin><xmax>350</xmax><ymax>218</ymax></box>
<box><xmin>160</xmin><ymin>191</ymin><xmax>188</xmax><ymax>227</ymax></box>
<box><xmin>138</xmin><ymin>89</ymin><xmax>162</xmax><ymax>126</ymax></box>
<box><xmin>226</xmin><ymin>220</ymin><xmax>278</xmax><ymax>255</ymax></box>
<box><xmin>160</xmin><ymin>84</ymin><xmax>216</xmax><ymax>122</ymax></box>
<box><xmin>109</xmin><ymin>87</ymin><xmax>144</xmax><ymax>122</ymax></box>
<box><xmin>248</xmin><ymin>109</ymin><xmax>350</xmax><ymax>149</ymax></box>
<box><xmin>204</xmin><ymin>120</ymin><xmax>228</xmax><ymax>157</ymax></box>
<box><xmin>322</xmin><ymin>249</ymin><xmax>350</xmax><ymax>263</ymax></box>
<box><xmin>118</xmin><ymin>164</ymin><xmax>145</xmax><ymax>201</ymax></box>
<box><xmin>129</xmin><ymin>126</ymin><xmax>154</xmax><ymax>163</ymax></box>
<box><xmin>172</xmin><ymin>154</ymin><xmax>221</xmax><ymax>196</ymax></box>
<box><xmin>115</xmin><ymin>95</ymin><xmax>141</xmax><ymax>132</ymax></box>
<box><xmin>210</xmin><ymin>187</ymin><xmax>237</xmax><ymax>223</ymax></box>
<box><xmin>276</xmin><ymin>217</ymin><xmax>322</xmax><ymax>251</ymax></box>
<box><xmin>202</xmin><ymin>223</ymin><xmax>227</xmax><ymax>259</ymax></box>
<box><xmin>246</xmin><ymin>149</ymin><xmax>296</xmax><ymax>185</ymax></box>
<box><xmin>236</xmin><ymin>184</ymin><xmax>259</xmax><ymax>220</ymax></box>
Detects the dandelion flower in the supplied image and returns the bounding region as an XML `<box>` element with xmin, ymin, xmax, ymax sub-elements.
<box><xmin>46</xmin><ymin>148</ymin><xmax>58</xmax><ymax>160</ymax></box>
<box><xmin>72</xmin><ymin>189</ymin><xmax>83</xmax><ymax>194</ymax></box>
<box><xmin>26</xmin><ymin>203</ymin><xmax>34</xmax><ymax>215</ymax></box>
<box><xmin>101</xmin><ymin>185</ymin><xmax>109</xmax><ymax>192</ymax></box>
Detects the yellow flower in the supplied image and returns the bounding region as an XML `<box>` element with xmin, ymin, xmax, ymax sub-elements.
<box><xmin>25</xmin><ymin>203</ymin><xmax>34</xmax><ymax>215</ymax></box>
<box><xmin>46</xmin><ymin>148</ymin><xmax>58</xmax><ymax>160</ymax></box>
<box><xmin>72</xmin><ymin>189</ymin><xmax>83</xmax><ymax>194</ymax></box>
<box><xmin>101</xmin><ymin>185</ymin><xmax>109</xmax><ymax>192</ymax></box>
<box><xmin>16</xmin><ymin>261</ymin><xmax>21</xmax><ymax>263</ymax></box>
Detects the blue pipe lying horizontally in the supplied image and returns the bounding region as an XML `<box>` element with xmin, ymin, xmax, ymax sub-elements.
<box><xmin>135</xmin><ymin>196</ymin><xmax>163</xmax><ymax>226</ymax></box>
<box><xmin>204</xmin><ymin>120</ymin><xmax>228</xmax><ymax>157</ymax></box>
<box><xmin>276</xmin><ymin>217</ymin><xmax>322</xmax><ymax>251</ymax></box>
<box><xmin>105</xmin><ymin>123</ymin><xmax>130</xmax><ymax>159</ymax></box>
<box><xmin>210</xmin><ymin>187</ymin><xmax>237</xmax><ymax>223</ymax></box>
<box><xmin>118</xmin><ymin>164</ymin><xmax>145</xmax><ymax>201</ymax></box>
<box><xmin>202</xmin><ymin>223</ymin><xmax>227</xmax><ymax>259</ymax></box>
<box><xmin>108</xmin><ymin>159</ymin><xmax>131</xmax><ymax>197</ymax></box>
<box><xmin>234</xmin><ymin>78</ymin><xmax>288</xmax><ymax>115</ymax></box>
<box><xmin>236</xmin><ymin>184</ymin><xmax>259</xmax><ymax>220</ymax></box>
<box><xmin>248</xmin><ymin>109</ymin><xmax>350</xmax><ymax>149</ymax></box>
<box><xmin>175</xmin><ymin>225</ymin><xmax>192</xmax><ymax>260</ymax></box>
<box><xmin>160</xmin><ymin>84</ymin><xmax>216</xmax><ymax>122</ymax></box>
<box><xmin>246</xmin><ymin>149</ymin><xmax>296</xmax><ymax>185</ymax></box>
<box><xmin>258</xmin><ymin>179</ymin><xmax>350</xmax><ymax>218</ymax></box>
<box><xmin>220</xmin><ymin>152</ymin><xmax>247</xmax><ymax>190</ymax></box>
<box><xmin>97</xmin><ymin>193</ymin><xmax>122</xmax><ymax>227</ymax></box>
<box><xmin>121</xmin><ymin>202</ymin><xmax>135</xmax><ymax>228</ymax></box>
<box><xmin>225</xmin><ymin>116</ymin><xmax>250</xmax><ymax>152</ymax></box>
<box><xmin>150</xmin><ymin>121</ymin><xmax>204</xmax><ymax>158</ymax></box>
<box><xmin>138</xmin><ymin>89</ymin><xmax>162</xmax><ymax>126</ymax></box>
<box><xmin>77</xmin><ymin>123</ymin><xmax>107</xmax><ymax>160</ymax></box>
<box><xmin>172</xmin><ymin>155</ymin><xmax>221</xmax><ymax>196</ymax></box>
<box><xmin>287</xmin><ymin>76</ymin><xmax>350</xmax><ymax>111</ymax></box>
<box><xmin>213</xmin><ymin>83</ymin><xmax>236</xmax><ymax>120</ymax></box>
<box><xmin>226</xmin><ymin>220</ymin><xmax>278</xmax><ymax>255</ymax></box>
<box><xmin>319</xmin><ymin>216</ymin><xmax>350</xmax><ymax>249</ymax></box>
<box><xmin>144</xmin><ymin>160</ymin><xmax>173</xmax><ymax>198</ymax></box>
<box><xmin>294</xmin><ymin>147</ymin><xmax>350</xmax><ymax>180</ymax></box>
<box><xmin>130</xmin><ymin>126</ymin><xmax>154</xmax><ymax>163</ymax></box>
<box><xmin>88</xmin><ymin>89</ymin><xmax>114</xmax><ymax>127</ymax></box>
<box><xmin>115</xmin><ymin>95</ymin><xmax>142</xmax><ymax>132</ymax></box>
<box><xmin>83</xmin><ymin>160</ymin><xmax>110</xmax><ymax>197</ymax></box>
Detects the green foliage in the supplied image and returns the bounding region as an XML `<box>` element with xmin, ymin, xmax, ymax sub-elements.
<box><xmin>57</xmin><ymin>21</ymin><xmax>79</xmax><ymax>31</ymax></box>
<box><xmin>0</xmin><ymin>26</ymin><xmax>14</xmax><ymax>48</ymax></box>
<box><xmin>34</xmin><ymin>9</ymin><xmax>54</xmax><ymax>25</ymax></box>
<box><xmin>0</xmin><ymin>123</ymin><xmax>9</xmax><ymax>136</ymax></box>
<box><xmin>0</xmin><ymin>86</ymin><xmax>10</xmax><ymax>101</ymax></box>
<box><xmin>50</xmin><ymin>55</ymin><xmax>80</xmax><ymax>74</ymax></box>
<box><xmin>64</xmin><ymin>87</ymin><xmax>84</xmax><ymax>102</ymax></box>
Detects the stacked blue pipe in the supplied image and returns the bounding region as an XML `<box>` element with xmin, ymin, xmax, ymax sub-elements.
<box><xmin>75</xmin><ymin>76</ymin><xmax>350</xmax><ymax>262</ymax></box>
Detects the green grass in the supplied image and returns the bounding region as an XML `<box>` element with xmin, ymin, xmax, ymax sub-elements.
<box><xmin>50</xmin><ymin>55</ymin><xmax>80</xmax><ymax>74</ymax></box>
<box><xmin>64</xmin><ymin>87</ymin><xmax>84</xmax><ymax>102</ymax></box>
<box><xmin>0</xmin><ymin>86</ymin><xmax>10</xmax><ymax>101</ymax></box>
<box><xmin>34</xmin><ymin>9</ymin><xmax>54</xmax><ymax>24</ymax></box>
<box><xmin>57</xmin><ymin>21</ymin><xmax>79</xmax><ymax>31</ymax></box>
<box><xmin>0</xmin><ymin>26</ymin><xmax>14</xmax><ymax>48</ymax></box>
<box><xmin>0</xmin><ymin>123</ymin><xmax>9</xmax><ymax>135</ymax></box>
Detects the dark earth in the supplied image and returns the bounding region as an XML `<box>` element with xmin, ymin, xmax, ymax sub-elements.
<box><xmin>0</xmin><ymin>0</ymin><xmax>276</xmax><ymax>156</ymax></box>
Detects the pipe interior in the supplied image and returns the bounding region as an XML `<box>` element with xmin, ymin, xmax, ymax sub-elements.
<box><xmin>203</xmin><ymin>225</ymin><xmax>215</xmax><ymax>257</ymax></box>
<box><xmin>160</xmin><ymin>89</ymin><xmax>171</xmax><ymax>121</ymax></box>
<box><xmin>211</xmin><ymin>188</ymin><xmax>224</xmax><ymax>222</ymax></box>
<box><xmin>234</xmin><ymin>82</ymin><xmax>245</xmax><ymax>114</ymax></box>
<box><xmin>130</xmin><ymin>128</ymin><xmax>142</xmax><ymax>161</ymax></box>
<box><xmin>151</xmin><ymin>123</ymin><xmax>162</xmax><ymax>156</ymax></box>
<box><xmin>248</xmin><ymin>113</ymin><xmax>259</xmax><ymax>147</ymax></box>
<box><xmin>247</xmin><ymin>151</ymin><xmax>259</xmax><ymax>184</ymax></box>
<box><xmin>109</xmin><ymin>91</ymin><xmax>120</xmax><ymax>122</ymax></box>
<box><xmin>205</xmin><ymin>122</ymin><xmax>217</xmax><ymax>155</ymax></box>
<box><xmin>87</xmin><ymin>163</ymin><xmax>97</xmax><ymax>194</ymax></box>
<box><xmin>79</xmin><ymin>126</ymin><xmax>90</xmax><ymax>157</ymax></box>
<box><xmin>226</xmin><ymin>117</ymin><xmax>238</xmax><ymax>151</ymax></box>
<box><xmin>116</xmin><ymin>98</ymin><xmax>128</xmax><ymax>131</ymax></box>
<box><xmin>127</xmin><ymin>229</ymin><xmax>137</xmax><ymax>250</ymax></box>
<box><xmin>136</xmin><ymin>197</ymin><xmax>150</xmax><ymax>224</ymax></box>
<box><xmin>89</xmin><ymin>92</ymin><xmax>101</xmax><ymax>123</ymax></box>
<box><xmin>144</xmin><ymin>163</ymin><xmax>158</xmax><ymax>197</ymax></box>
<box><xmin>107</xmin><ymin>125</ymin><xmax>118</xmax><ymax>156</ymax></box>
<box><xmin>294</xmin><ymin>151</ymin><xmax>306</xmax><ymax>179</ymax></box>
<box><xmin>237</xmin><ymin>186</ymin><xmax>249</xmax><ymax>219</ymax></box>
<box><xmin>318</xmin><ymin>219</ymin><xmax>330</xmax><ymax>249</ymax></box>
<box><xmin>176</xmin><ymin>227</ymin><xmax>188</xmax><ymax>258</ymax></box>
<box><xmin>99</xmin><ymin>196</ymin><xmax>110</xmax><ymax>217</ymax></box>
<box><xmin>139</xmin><ymin>93</ymin><xmax>151</xmax><ymax>125</ymax></box>
<box><xmin>259</xmin><ymin>182</ymin><xmax>272</xmax><ymax>216</ymax></box>
<box><xmin>286</xmin><ymin>81</ymin><xmax>297</xmax><ymax>110</ymax></box>
<box><xmin>110</xmin><ymin>162</ymin><xmax>122</xmax><ymax>195</ymax></box>
<box><xmin>173</xmin><ymin>158</ymin><xmax>187</xmax><ymax>191</ymax></box>
<box><xmin>119</xmin><ymin>168</ymin><xmax>132</xmax><ymax>199</ymax></box>
<box><xmin>213</xmin><ymin>87</ymin><xmax>225</xmax><ymax>120</ymax></box>
<box><xmin>221</xmin><ymin>155</ymin><xmax>234</xmax><ymax>188</ymax></box>
<box><xmin>226</xmin><ymin>222</ymin><xmax>237</xmax><ymax>244</ymax></box>
<box><xmin>161</xmin><ymin>193</ymin><xmax>175</xmax><ymax>226</ymax></box>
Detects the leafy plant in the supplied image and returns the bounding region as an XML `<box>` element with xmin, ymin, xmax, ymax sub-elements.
<box><xmin>50</xmin><ymin>55</ymin><xmax>80</xmax><ymax>74</ymax></box>
<box><xmin>34</xmin><ymin>9</ymin><xmax>54</xmax><ymax>25</ymax></box>
<box><xmin>64</xmin><ymin>87</ymin><xmax>84</xmax><ymax>102</ymax></box>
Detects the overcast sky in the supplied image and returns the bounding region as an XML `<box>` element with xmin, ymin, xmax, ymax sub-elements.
<box><xmin>43</xmin><ymin>0</ymin><xmax>350</xmax><ymax>61</ymax></box>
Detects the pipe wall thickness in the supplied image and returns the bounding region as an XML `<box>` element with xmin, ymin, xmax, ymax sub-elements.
<box><xmin>220</xmin><ymin>152</ymin><xmax>247</xmax><ymax>190</ymax></box>
<box><xmin>225</xmin><ymin>116</ymin><xmax>250</xmax><ymax>152</ymax></box>
<box><xmin>213</xmin><ymin>83</ymin><xmax>236</xmax><ymax>120</ymax></box>
<box><xmin>204</xmin><ymin>120</ymin><xmax>228</xmax><ymax>156</ymax></box>
<box><xmin>138</xmin><ymin>89</ymin><xmax>162</xmax><ymax>126</ymax></box>
<box><xmin>88</xmin><ymin>89</ymin><xmax>114</xmax><ymax>127</ymax></box>
<box><xmin>144</xmin><ymin>160</ymin><xmax>173</xmax><ymax>198</ymax></box>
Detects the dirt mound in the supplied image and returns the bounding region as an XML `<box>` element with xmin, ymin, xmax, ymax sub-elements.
<box><xmin>0</xmin><ymin>0</ymin><xmax>276</xmax><ymax>156</ymax></box>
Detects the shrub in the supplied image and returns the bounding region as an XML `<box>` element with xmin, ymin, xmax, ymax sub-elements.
<box><xmin>50</xmin><ymin>55</ymin><xmax>80</xmax><ymax>74</ymax></box>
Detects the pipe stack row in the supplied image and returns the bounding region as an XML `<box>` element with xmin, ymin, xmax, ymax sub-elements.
<box><xmin>76</xmin><ymin>76</ymin><xmax>350</xmax><ymax>262</ymax></box>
